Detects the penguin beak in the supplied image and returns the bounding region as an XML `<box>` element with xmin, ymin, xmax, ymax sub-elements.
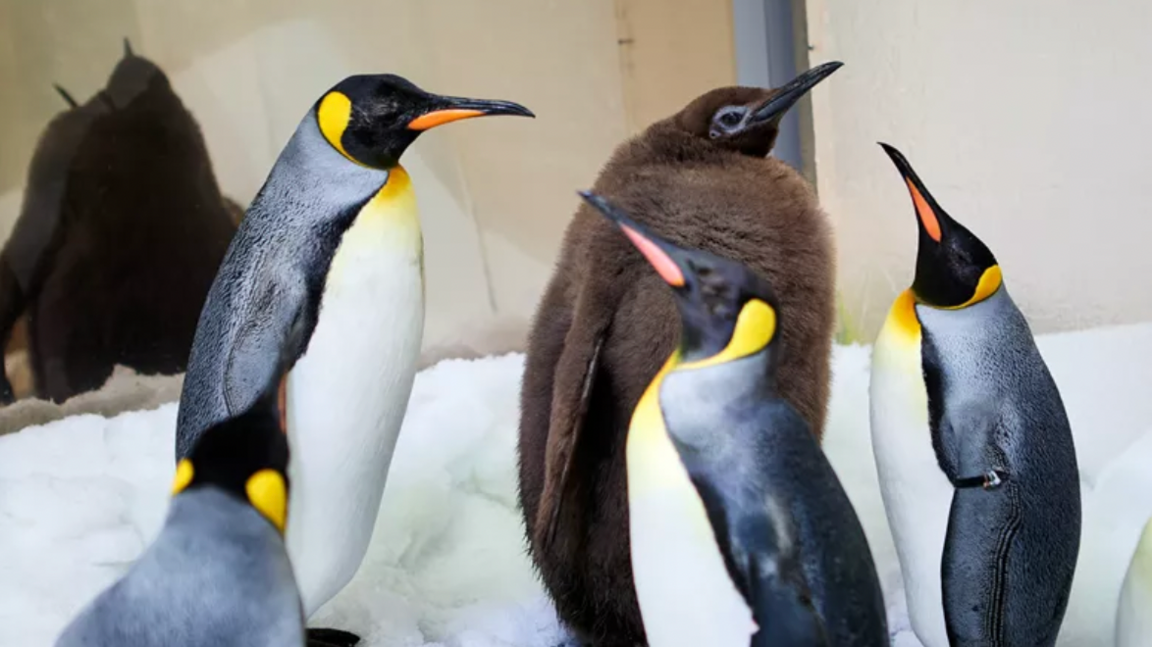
<box><xmin>407</xmin><ymin>96</ymin><xmax>535</xmax><ymax>131</ymax></box>
<box><xmin>748</xmin><ymin>61</ymin><xmax>843</xmax><ymax>127</ymax></box>
<box><xmin>879</xmin><ymin>143</ymin><xmax>946</xmax><ymax>243</ymax></box>
<box><xmin>53</xmin><ymin>84</ymin><xmax>79</xmax><ymax>109</ymax></box>
<box><xmin>577</xmin><ymin>191</ymin><xmax>688</xmax><ymax>288</ymax></box>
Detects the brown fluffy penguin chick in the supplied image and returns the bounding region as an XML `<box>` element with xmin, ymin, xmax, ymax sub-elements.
<box><xmin>0</xmin><ymin>40</ymin><xmax>238</xmax><ymax>404</ymax></box>
<box><xmin>517</xmin><ymin>61</ymin><xmax>843</xmax><ymax>646</ymax></box>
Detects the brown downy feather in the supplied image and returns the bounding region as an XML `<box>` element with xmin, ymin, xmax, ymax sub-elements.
<box><xmin>0</xmin><ymin>41</ymin><xmax>238</xmax><ymax>404</ymax></box>
<box><xmin>518</xmin><ymin>79</ymin><xmax>838</xmax><ymax>645</ymax></box>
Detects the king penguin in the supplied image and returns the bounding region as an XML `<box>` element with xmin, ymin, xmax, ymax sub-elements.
<box><xmin>869</xmin><ymin>143</ymin><xmax>1081</xmax><ymax>647</ymax></box>
<box><xmin>174</xmin><ymin>74</ymin><xmax>532</xmax><ymax>646</ymax></box>
<box><xmin>518</xmin><ymin>61</ymin><xmax>843</xmax><ymax>644</ymax></box>
<box><xmin>581</xmin><ymin>191</ymin><xmax>887</xmax><ymax>647</ymax></box>
<box><xmin>55</xmin><ymin>339</ymin><xmax>303</xmax><ymax>647</ymax></box>
<box><xmin>1116</xmin><ymin>516</ymin><xmax>1152</xmax><ymax>646</ymax></box>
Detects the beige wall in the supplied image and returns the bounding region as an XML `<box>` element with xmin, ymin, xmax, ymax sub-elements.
<box><xmin>804</xmin><ymin>0</ymin><xmax>1152</xmax><ymax>341</ymax></box>
<box><xmin>0</xmin><ymin>0</ymin><xmax>735</xmax><ymax>369</ymax></box>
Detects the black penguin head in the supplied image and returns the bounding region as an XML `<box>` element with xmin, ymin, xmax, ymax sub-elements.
<box><xmin>579</xmin><ymin>191</ymin><xmax>780</xmax><ymax>366</ymax></box>
<box><xmin>314</xmin><ymin>74</ymin><xmax>534</xmax><ymax>169</ymax></box>
<box><xmin>673</xmin><ymin>62</ymin><xmax>842</xmax><ymax>158</ymax></box>
<box><xmin>103</xmin><ymin>38</ymin><xmax>170</xmax><ymax>110</ymax></box>
<box><xmin>171</xmin><ymin>332</ymin><xmax>297</xmax><ymax>535</ymax></box>
<box><xmin>880</xmin><ymin>143</ymin><xmax>1002</xmax><ymax>309</ymax></box>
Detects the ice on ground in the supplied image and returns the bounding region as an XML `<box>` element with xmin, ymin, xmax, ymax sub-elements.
<box><xmin>4</xmin><ymin>322</ymin><xmax>1152</xmax><ymax>646</ymax></box>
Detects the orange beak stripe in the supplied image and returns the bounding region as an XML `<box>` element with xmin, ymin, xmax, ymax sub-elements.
<box><xmin>907</xmin><ymin>179</ymin><xmax>942</xmax><ymax>242</ymax></box>
<box><xmin>621</xmin><ymin>224</ymin><xmax>685</xmax><ymax>287</ymax></box>
<box><xmin>407</xmin><ymin>109</ymin><xmax>487</xmax><ymax>131</ymax></box>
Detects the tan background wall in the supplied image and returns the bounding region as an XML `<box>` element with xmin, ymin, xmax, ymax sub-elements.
<box><xmin>0</xmin><ymin>0</ymin><xmax>736</xmax><ymax>384</ymax></box>
<box><xmin>803</xmin><ymin>0</ymin><xmax>1152</xmax><ymax>341</ymax></box>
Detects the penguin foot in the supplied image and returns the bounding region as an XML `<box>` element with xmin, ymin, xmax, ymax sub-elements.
<box><xmin>306</xmin><ymin>627</ymin><xmax>361</xmax><ymax>647</ymax></box>
<box><xmin>955</xmin><ymin>469</ymin><xmax>1007</xmax><ymax>490</ymax></box>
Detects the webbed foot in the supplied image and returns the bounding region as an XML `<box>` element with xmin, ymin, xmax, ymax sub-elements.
<box><xmin>307</xmin><ymin>627</ymin><xmax>360</xmax><ymax>647</ymax></box>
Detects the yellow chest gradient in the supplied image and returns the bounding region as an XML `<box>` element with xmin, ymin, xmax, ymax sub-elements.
<box><xmin>868</xmin><ymin>288</ymin><xmax>952</xmax><ymax>647</ymax></box>
<box><xmin>283</xmin><ymin>164</ymin><xmax>427</xmax><ymax>618</ymax></box>
<box><xmin>326</xmin><ymin>166</ymin><xmax>424</xmax><ymax>286</ymax></box>
<box><xmin>626</xmin><ymin>355</ymin><xmax>757</xmax><ymax>647</ymax></box>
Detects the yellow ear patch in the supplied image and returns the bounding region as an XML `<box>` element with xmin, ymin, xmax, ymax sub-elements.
<box><xmin>246</xmin><ymin>469</ymin><xmax>288</xmax><ymax>533</ymax></box>
<box><xmin>943</xmin><ymin>264</ymin><xmax>1003</xmax><ymax>310</ymax></box>
<box><xmin>171</xmin><ymin>459</ymin><xmax>194</xmax><ymax>495</ymax></box>
<box><xmin>679</xmin><ymin>299</ymin><xmax>777</xmax><ymax>370</ymax></box>
<box><xmin>317</xmin><ymin>91</ymin><xmax>360</xmax><ymax>165</ymax></box>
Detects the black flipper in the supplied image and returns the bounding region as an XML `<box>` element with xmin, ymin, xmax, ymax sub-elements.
<box><xmin>53</xmin><ymin>84</ymin><xmax>79</xmax><ymax>109</ymax></box>
<box><xmin>748</xmin><ymin>555</ymin><xmax>828</xmax><ymax>647</ymax></box>
<box><xmin>922</xmin><ymin>330</ymin><xmax>1008</xmax><ymax>490</ymax></box>
<box><xmin>682</xmin><ymin>460</ymin><xmax>826</xmax><ymax>646</ymax></box>
<box><xmin>306</xmin><ymin>628</ymin><xmax>360</xmax><ymax>647</ymax></box>
<box><xmin>223</xmin><ymin>279</ymin><xmax>310</xmax><ymax>417</ymax></box>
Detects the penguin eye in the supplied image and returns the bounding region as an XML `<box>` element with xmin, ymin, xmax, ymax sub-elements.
<box><xmin>712</xmin><ymin>106</ymin><xmax>747</xmax><ymax>135</ymax></box>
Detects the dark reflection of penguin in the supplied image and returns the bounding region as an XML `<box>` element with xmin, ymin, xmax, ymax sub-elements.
<box><xmin>518</xmin><ymin>62</ymin><xmax>843</xmax><ymax>645</ymax></box>
<box><xmin>0</xmin><ymin>39</ymin><xmax>239</xmax><ymax>404</ymax></box>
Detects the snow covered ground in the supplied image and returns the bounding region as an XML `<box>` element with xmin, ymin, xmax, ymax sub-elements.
<box><xmin>3</xmin><ymin>322</ymin><xmax>1152</xmax><ymax>646</ymax></box>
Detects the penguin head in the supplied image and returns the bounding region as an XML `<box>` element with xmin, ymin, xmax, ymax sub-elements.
<box><xmin>103</xmin><ymin>38</ymin><xmax>169</xmax><ymax>110</ymax></box>
<box><xmin>674</xmin><ymin>61</ymin><xmax>842</xmax><ymax>158</ymax></box>
<box><xmin>314</xmin><ymin>74</ymin><xmax>534</xmax><ymax>169</ymax></box>
<box><xmin>880</xmin><ymin>143</ymin><xmax>1002</xmax><ymax>309</ymax></box>
<box><xmin>580</xmin><ymin>191</ymin><xmax>779</xmax><ymax>366</ymax></box>
<box><xmin>171</xmin><ymin>331</ymin><xmax>297</xmax><ymax>534</ymax></box>
<box><xmin>171</xmin><ymin>402</ymin><xmax>290</xmax><ymax>534</ymax></box>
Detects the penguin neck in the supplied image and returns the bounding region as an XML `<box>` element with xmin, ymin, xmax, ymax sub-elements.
<box><xmin>659</xmin><ymin>350</ymin><xmax>775</xmax><ymax>451</ymax></box>
<box><xmin>635</xmin><ymin>123</ymin><xmax>737</xmax><ymax>166</ymax></box>
<box><xmin>168</xmin><ymin>488</ymin><xmax>282</xmax><ymax>544</ymax></box>
<box><xmin>669</xmin><ymin>347</ymin><xmax>775</xmax><ymax>402</ymax></box>
<box><xmin>261</xmin><ymin>112</ymin><xmax>392</xmax><ymax>217</ymax></box>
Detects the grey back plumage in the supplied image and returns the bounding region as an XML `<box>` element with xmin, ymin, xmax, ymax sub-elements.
<box><xmin>55</xmin><ymin>489</ymin><xmax>304</xmax><ymax>647</ymax></box>
<box><xmin>175</xmin><ymin>114</ymin><xmax>388</xmax><ymax>458</ymax></box>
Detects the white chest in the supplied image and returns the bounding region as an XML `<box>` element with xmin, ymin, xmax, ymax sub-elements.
<box><xmin>869</xmin><ymin>293</ymin><xmax>952</xmax><ymax>647</ymax></box>
<box><xmin>282</xmin><ymin>171</ymin><xmax>426</xmax><ymax>616</ymax></box>
<box><xmin>627</xmin><ymin>387</ymin><xmax>756</xmax><ymax>647</ymax></box>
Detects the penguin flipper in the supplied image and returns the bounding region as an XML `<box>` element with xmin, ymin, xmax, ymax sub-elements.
<box><xmin>535</xmin><ymin>331</ymin><xmax>604</xmax><ymax>551</ymax></box>
<box><xmin>223</xmin><ymin>280</ymin><xmax>310</xmax><ymax>417</ymax></box>
<box><xmin>688</xmin><ymin>469</ymin><xmax>828</xmax><ymax>646</ymax></box>
<box><xmin>747</xmin><ymin>554</ymin><xmax>828</xmax><ymax>647</ymax></box>
<box><xmin>929</xmin><ymin>401</ymin><xmax>1008</xmax><ymax>490</ymax></box>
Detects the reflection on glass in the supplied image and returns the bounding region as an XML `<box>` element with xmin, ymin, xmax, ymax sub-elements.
<box><xmin>0</xmin><ymin>40</ymin><xmax>242</xmax><ymax>405</ymax></box>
